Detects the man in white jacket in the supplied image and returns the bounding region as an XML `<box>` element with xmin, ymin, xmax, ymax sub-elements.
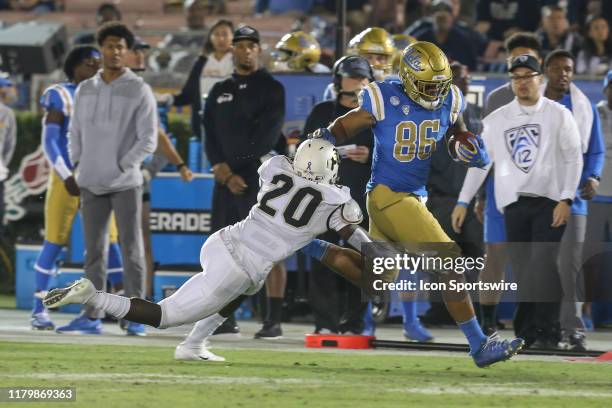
<box><xmin>452</xmin><ymin>55</ymin><xmax>583</xmax><ymax>349</ymax></box>
<box><xmin>65</xmin><ymin>22</ymin><xmax>158</xmax><ymax>336</ymax></box>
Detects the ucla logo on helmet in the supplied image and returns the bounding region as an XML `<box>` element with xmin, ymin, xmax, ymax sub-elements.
<box><xmin>403</xmin><ymin>48</ymin><xmax>424</xmax><ymax>72</ymax></box>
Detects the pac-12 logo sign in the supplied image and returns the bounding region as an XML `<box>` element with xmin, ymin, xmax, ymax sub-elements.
<box><xmin>504</xmin><ymin>124</ymin><xmax>540</xmax><ymax>173</ymax></box>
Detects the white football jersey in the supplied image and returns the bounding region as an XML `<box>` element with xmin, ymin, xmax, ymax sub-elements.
<box><xmin>222</xmin><ymin>155</ymin><xmax>354</xmax><ymax>282</ymax></box>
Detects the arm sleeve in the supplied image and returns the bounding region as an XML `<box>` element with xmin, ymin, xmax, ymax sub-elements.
<box><xmin>67</xmin><ymin>87</ymin><xmax>82</xmax><ymax>166</ymax></box>
<box><xmin>203</xmin><ymin>85</ymin><xmax>225</xmax><ymax>166</ymax></box>
<box><xmin>143</xmin><ymin>151</ymin><xmax>169</xmax><ymax>178</ymax></box>
<box><xmin>119</xmin><ymin>85</ymin><xmax>159</xmax><ymax>171</ymax></box>
<box><xmin>300</xmin><ymin>239</ymin><xmax>331</xmax><ymax>261</ymax></box>
<box><xmin>3</xmin><ymin>109</ymin><xmax>16</xmax><ymax>168</ymax></box>
<box><xmin>244</xmin><ymin>81</ymin><xmax>286</xmax><ymax>160</ymax></box>
<box><xmin>172</xmin><ymin>57</ymin><xmax>203</xmax><ymax>106</ymax></box>
<box><xmin>581</xmin><ymin>105</ymin><xmax>605</xmax><ymax>181</ymax></box>
<box><xmin>559</xmin><ymin>110</ymin><xmax>584</xmax><ymax>200</ymax></box>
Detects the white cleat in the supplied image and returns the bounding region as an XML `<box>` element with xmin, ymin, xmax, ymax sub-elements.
<box><xmin>174</xmin><ymin>342</ymin><xmax>226</xmax><ymax>362</ymax></box>
<box><xmin>43</xmin><ymin>278</ymin><xmax>96</xmax><ymax>309</ymax></box>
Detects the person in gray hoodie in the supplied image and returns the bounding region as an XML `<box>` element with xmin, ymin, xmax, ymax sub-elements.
<box><xmin>64</xmin><ymin>22</ymin><xmax>158</xmax><ymax>336</ymax></box>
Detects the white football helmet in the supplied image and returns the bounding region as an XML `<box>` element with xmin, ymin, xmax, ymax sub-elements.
<box><xmin>293</xmin><ymin>139</ymin><xmax>340</xmax><ymax>184</ymax></box>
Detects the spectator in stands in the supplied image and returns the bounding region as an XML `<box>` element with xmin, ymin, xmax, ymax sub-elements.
<box><xmin>0</xmin><ymin>74</ymin><xmax>16</xmax><ymax>238</ymax></box>
<box><xmin>406</xmin><ymin>0</ymin><xmax>487</xmax><ymax>59</ymax></box>
<box><xmin>536</xmin><ymin>5</ymin><xmax>582</xmax><ymax>59</ymax></box>
<box><xmin>159</xmin><ymin>0</ymin><xmax>208</xmax><ymax>73</ymax></box>
<box><xmin>302</xmin><ymin>55</ymin><xmax>373</xmax><ymax>335</ymax></box>
<box><xmin>576</xmin><ymin>15</ymin><xmax>612</xmax><ymax>75</ymax></box>
<box><xmin>475</xmin><ymin>0</ymin><xmax>541</xmax><ymax>42</ymax></box>
<box><xmin>203</xmin><ymin>26</ymin><xmax>285</xmax><ymax>338</ymax></box>
<box><xmin>404</xmin><ymin>0</ymin><xmax>431</xmax><ymax>29</ymax></box>
<box><xmin>67</xmin><ymin>22</ymin><xmax>157</xmax><ymax>336</ymax></box>
<box><xmin>583</xmin><ymin>70</ymin><xmax>612</xmax><ymax>331</ymax></box>
<box><xmin>543</xmin><ymin>49</ymin><xmax>605</xmax><ymax>351</ymax></box>
<box><xmin>73</xmin><ymin>3</ymin><xmax>122</xmax><ymax>45</ymax></box>
<box><xmin>160</xmin><ymin>19</ymin><xmax>234</xmax><ymax>140</ymax></box>
<box><xmin>412</xmin><ymin>0</ymin><xmax>479</xmax><ymax>70</ymax></box>
<box><xmin>423</xmin><ymin>62</ymin><xmax>483</xmax><ymax>327</ymax></box>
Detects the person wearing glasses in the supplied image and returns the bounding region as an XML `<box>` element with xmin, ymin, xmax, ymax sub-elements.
<box><xmin>455</xmin><ymin>55</ymin><xmax>583</xmax><ymax>349</ymax></box>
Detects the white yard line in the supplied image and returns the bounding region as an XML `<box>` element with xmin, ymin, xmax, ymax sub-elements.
<box><xmin>1</xmin><ymin>373</ymin><xmax>611</xmax><ymax>398</ymax></box>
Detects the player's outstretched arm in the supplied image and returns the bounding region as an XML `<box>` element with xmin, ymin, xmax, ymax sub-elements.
<box><xmin>308</xmin><ymin>108</ymin><xmax>375</xmax><ymax>145</ymax></box>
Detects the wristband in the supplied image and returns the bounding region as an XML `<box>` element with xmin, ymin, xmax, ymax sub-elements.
<box><xmin>177</xmin><ymin>162</ymin><xmax>186</xmax><ymax>170</ymax></box>
<box><xmin>456</xmin><ymin>201</ymin><xmax>469</xmax><ymax>208</ymax></box>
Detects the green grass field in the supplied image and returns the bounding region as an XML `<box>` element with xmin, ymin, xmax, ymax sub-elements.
<box><xmin>1</xmin><ymin>342</ymin><xmax>611</xmax><ymax>407</ymax></box>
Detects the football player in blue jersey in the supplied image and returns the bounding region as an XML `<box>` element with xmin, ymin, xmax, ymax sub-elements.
<box><xmin>310</xmin><ymin>41</ymin><xmax>524</xmax><ymax>367</ymax></box>
<box><xmin>31</xmin><ymin>46</ymin><xmax>123</xmax><ymax>332</ymax></box>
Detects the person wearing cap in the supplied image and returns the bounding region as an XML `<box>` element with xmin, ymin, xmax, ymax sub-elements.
<box><xmin>301</xmin><ymin>55</ymin><xmax>374</xmax><ymax>335</ymax></box>
<box><xmin>202</xmin><ymin>25</ymin><xmax>286</xmax><ymax>338</ymax></box>
<box><xmin>582</xmin><ymin>70</ymin><xmax>612</xmax><ymax>334</ymax></box>
<box><xmin>0</xmin><ymin>73</ymin><xmax>16</xmax><ymax>238</ymax></box>
<box><xmin>456</xmin><ymin>54</ymin><xmax>583</xmax><ymax>349</ymax></box>
<box><xmin>541</xmin><ymin>49</ymin><xmax>605</xmax><ymax>351</ymax></box>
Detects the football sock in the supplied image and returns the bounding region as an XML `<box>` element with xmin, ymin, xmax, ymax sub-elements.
<box><xmin>481</xmin><ymin>304</ymin><xmax>497</xmax><ymax>327</ymax></box>
<box><xmin>183</xmin><ymin>314</ymin><xmax>226</xmax><ymax>348</ymax></box>
<box><xmin>33</xmin><ymin>241</ymin><xmax>63</xmax><ymax>314</ymax></box>
<box><xmin>401</xmin><ymin>301</ymin><xmax>417</xmax><ymax>327</ymax></box>
<box><xmin>86</xmin><ymin>291</ymin><xmax>130</xmax><ymax>320</ymax></box>
<box><xmin>267</xmin><ymin>297</ymin><xmax>283</xmax><ymax>324</ymax></box>
<box><xmin>459</xmin><ymin>316</ymin><xmax>488</xmax><ymax>354</ymax></box>
<box><xmin>107</xmin><ymin>243</ymin><xmax>123</xmax><ymax>287</ymax></box>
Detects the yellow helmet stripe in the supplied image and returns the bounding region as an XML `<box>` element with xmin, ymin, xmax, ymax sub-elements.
<box><xmin>365</xmin><ymin>82</ymin><xmax>385</xmax><ymax>121</ymax></box>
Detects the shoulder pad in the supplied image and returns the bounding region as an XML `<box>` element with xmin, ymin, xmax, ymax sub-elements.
<box><xmin>341</xmin><ymin>199</ymin><xmax>363</xmax><ymax>225</ymax></box>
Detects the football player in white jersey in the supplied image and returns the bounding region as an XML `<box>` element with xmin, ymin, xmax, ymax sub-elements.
<box><xmin>43</xmin><ymin>140</ymin><xmax>391</xmax><ymax>344</ymax></box>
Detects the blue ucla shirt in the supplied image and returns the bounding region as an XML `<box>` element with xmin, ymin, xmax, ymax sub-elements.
<box><xmin>40</xmin><ymin>82</ymin><xmax>77</xmax><ymax>171</ymax></box>
<box><xmin>359</xmin><ymin>80</ymin><xmax>466</xmax><ymax>196</ymax></box>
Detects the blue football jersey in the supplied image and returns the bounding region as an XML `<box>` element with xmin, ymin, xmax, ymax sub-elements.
<box><xmin>40</xmin><ymin>82</ymin><xmax>76</xmax><ymax>171</ymax></box>
<box><xmin>359</xmin><ymin>80</ymin><xmax>465</xmax><ymax>196</ymax></box>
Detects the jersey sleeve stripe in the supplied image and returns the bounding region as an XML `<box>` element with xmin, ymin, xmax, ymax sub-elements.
<box><xmin>54</xmin><ymin>85</ymin><xmax>72</xmax><ymax>117</ymax></box>
<box><xmin>450</xmin><ymin>84</ymin><xmax>461</xmax><ymax>125</ymax></box>
<box><xmin>366</xmin><ymin>82</ymin><xmax>385</xmax><ymax>121</ymax></box>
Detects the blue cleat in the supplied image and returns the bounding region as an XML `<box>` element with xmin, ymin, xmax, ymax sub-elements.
<box><xmin>30</xmin><ymin>312</ymin><xmax>55</xmax><ymax>330</ymax></box>
<box><xmin>126</xmin><ymin>322</ymin><xmax>146</xmax><ymax>336</ymax></box>
<box><xmin>56</xmin><ymin>315</ymin><xmax>102</xmax><ymax>335</ymax></box>
<box><xmin>472</xmin><ymin>334</ymin><xmax>524</xmax><ymax>368</ymax></box>
<box><xmin>403</xmin><ymin>320</ymin><xmax>434</xmax><ymax>342</ymax></box>
<box><xmin>362</xmin><ymin>302</ymin><xmax>376</xmax><ymax>336</ymax></box>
